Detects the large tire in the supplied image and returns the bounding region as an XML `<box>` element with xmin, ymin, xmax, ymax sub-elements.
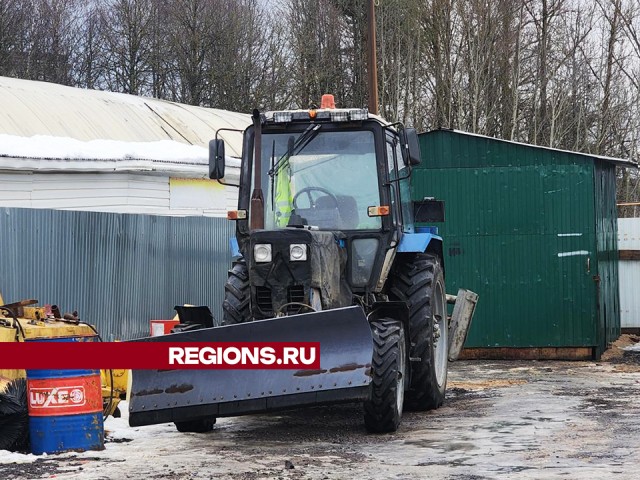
<box><xmin>222</xmin><ymin>260</ymin><xmax>251</xmax><ymax>325</ymax></box>
<box><xmin>388</xmin><ymin>253</ymin><xmax>448</xmax><ymax>411</ymax></box>
<box><xmin>175</xmin><ymin>417</ymin><xmax>216</xmax><ymax>433</ymax></box>
<box><xmin>363</xmin><ymin>319</ymin><xmax>406</xmax><ymax>433</ymax></box>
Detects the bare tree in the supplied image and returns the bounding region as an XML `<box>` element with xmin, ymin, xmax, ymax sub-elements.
<box><xmin>165</xmin><ymin>0</ymin><xmax>212</xmax><ymax>105</ymax></box>
<box><xmin>16</xmin><ymin>0</ymin><xmax>81</xmax><ymax>84</ymax></box>
<box><xmin>0</xmin><ymin>0</ymin><xmax>30</xmax><ymax>77</ymax></box>
<box><xmin>98</xmin><ymin>0</ymin><xmax>156</xmax><ymax>95</ymax></box>
<box><xmin>286</xmin><ymin>0</ymin><xmax>351</xmax><ymax>108</ymax></box>
<box><xmin>376</xmin><ymin>0</ymin><xmax>423</xmax><ymax>123</ymax></box>
<box><xmin>0</xmin><ymin>0</ymin><xmax>639</xmax><ymax>207</ymax></box>
<box><xmin>73</xmin><ymin>1</ymin><xmax>102</xmax><ymax>89</ymax></box>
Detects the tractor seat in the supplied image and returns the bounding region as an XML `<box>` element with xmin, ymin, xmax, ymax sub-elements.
<box><xmin>314</xmin><ymin>195</ymin><xmax>359</xmax><ymax>230</ymax></box>
<box><xmin>301</xmin><ymin>195</ymin><xmax>340</xmax><ymax>229</ymax></box>
<box><xmin>294</xmin><ymin>195</ymin><xmax>360</xmax><ymax>230</ymax></box>
<box><xmin>336</xmin><ymin>195</ymin><xmax>359</xmax><ymax>230</ymax></box>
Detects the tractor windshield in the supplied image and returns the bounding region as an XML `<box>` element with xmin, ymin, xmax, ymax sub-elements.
<box><xmin>257</xmin><ymin>129</ymin><xmax>381</xmax><ymax>230</ymax></box>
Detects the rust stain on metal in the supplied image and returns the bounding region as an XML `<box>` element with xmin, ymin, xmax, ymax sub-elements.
<box><xmin>293</xmin><ymin>369</ymin><xmax>327</xmax><ymax>377</ymax></box>
<box><xmin>329</xmin><ymin>363</ymin><xmax>366</xmax><ymax>373</ymax></box>
<box><xmin>134</xmin><ymin>388</ymin><xmax>163</xmax><ymax>396</ymax></box>
<box><xmin>619</xmin><ymin>250</ymin><xmax>640</xmax><ymax>261</ymax></box>
<box><xmin>1</xmin><ymin>299</ymin><xmax>38</xmax><ymax>309</ymax></box>
<box><xmin>165</xmin><ymin>383</ymin><xmax>194</xmax><ymax>394</ymax></box>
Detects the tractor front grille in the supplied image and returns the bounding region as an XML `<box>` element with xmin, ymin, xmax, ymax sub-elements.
<box><xmin>286</xmin><ymin>285</ymin><xmax>306</xmax><ymax>314</ymax></box>
<box><xmin>255</xmin><ymin>287</ymin><xmax>273</xmax><ymax>313</ymax></box>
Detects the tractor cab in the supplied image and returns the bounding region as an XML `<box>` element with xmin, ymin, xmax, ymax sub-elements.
<box><xmin>210</xmin><ymin>96</ymin><xmax>424</xmax><ymax>310</ymax></box>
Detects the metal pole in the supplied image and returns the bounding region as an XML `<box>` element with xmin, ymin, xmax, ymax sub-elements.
<box><xmin>367</xmin><ymin>0</ymin><xmax>379</xmax><ymax>115</ymax></box>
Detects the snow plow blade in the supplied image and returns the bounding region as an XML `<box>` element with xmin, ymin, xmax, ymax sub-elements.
<box><xmin>129</xmin><ymin>306</ymin><xmax>373</xmax><ymax>427</ymax></box>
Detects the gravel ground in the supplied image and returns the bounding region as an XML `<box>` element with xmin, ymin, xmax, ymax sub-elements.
<box><xmin>2</xmin><ymin>338</ymin><xmax>640</xmax><ymax>480</ymax></box>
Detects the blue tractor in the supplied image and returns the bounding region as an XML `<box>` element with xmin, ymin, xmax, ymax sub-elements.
<box><xmin>129</xmin><ymin>97</ymin><xmax>477</xmax><ymax>433</ymax></box>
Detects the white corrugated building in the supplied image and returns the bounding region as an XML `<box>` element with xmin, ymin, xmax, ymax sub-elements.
<box><xmin>0</xmin><ymin>76</ymin><xmax>249</xmax><ymax>216</ymax></box>
<box><xmin>619</xmin><ymin>217</ymin><xmax>640</xmax><ymax>331</ymax></box>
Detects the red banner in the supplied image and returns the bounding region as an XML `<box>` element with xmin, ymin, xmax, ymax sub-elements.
<box><xmin>0</xmin><ymin>342</ymin><xmax>321</xmax><ymax>370</ymax></box>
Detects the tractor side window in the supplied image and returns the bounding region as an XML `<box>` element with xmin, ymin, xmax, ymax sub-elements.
<box><xmin>395</xmin><ymin>141</ymin><xmax>414</xmax><ymax>233</ymax></box>
<box><xmin>386</xmin><ymin>139</ymin><xmax>399</xmax><ymax>225</ymax></box>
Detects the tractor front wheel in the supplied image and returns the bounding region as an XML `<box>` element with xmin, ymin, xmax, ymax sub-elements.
<box><xmin>222</xmin><ymin>260</ymin><xmax>251</xmax><ymax>325</ymax></box>
<box><xmin>363</xmin><ymin>319</ymin><xmax>406</xmax><ymax>433</ymax></box>
<box><xmin>174</xmin><ymin>417</ymin><xmax>216</xmax><ymax>433</ymax></box>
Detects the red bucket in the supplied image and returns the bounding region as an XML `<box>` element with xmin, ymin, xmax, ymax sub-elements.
<box><xmin>150</xmin><ymin>320</ymin><xmax>179</xmax><ymax>336</ymax></box>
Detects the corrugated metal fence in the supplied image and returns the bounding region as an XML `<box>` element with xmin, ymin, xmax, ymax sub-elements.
<box><xmin>0</xmin><ymin>207</ymin><xmax>235</xmax><ymax>340</ymax></box>
<box><xmin>619</xmin><ymin>218</ymin><xmax>640</xmax><ymax>330</ymax></box>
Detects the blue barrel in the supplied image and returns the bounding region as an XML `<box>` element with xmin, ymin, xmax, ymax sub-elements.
<box><xmin>26</xmin><ymin>336</ymin><xmax>104</xmax><ymax>455</ymax></box>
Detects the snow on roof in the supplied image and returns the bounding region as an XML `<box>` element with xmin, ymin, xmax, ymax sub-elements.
<box><xmin>0</xmin><ymin>76</ymin><xmax>250</xmax><ymax>172</ymax></box>
<box><xmin>0</xmin><ymin>133</ymin><xmax>243</xmax><ymax>177</ymax></box>
<box><xmin>0</xmin><ymin>134</ymin><xmax>241</xmax><ymax>181</ymax></box>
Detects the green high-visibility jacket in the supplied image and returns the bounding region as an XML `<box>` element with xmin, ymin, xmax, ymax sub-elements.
<box><xmin>274</xmin><ymin>163</ymin><xmax>292</xmax><ymax>227</ymax></box>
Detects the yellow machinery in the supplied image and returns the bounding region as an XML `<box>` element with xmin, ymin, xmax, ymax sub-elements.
<box><xmin>0</xmin><ymin>293</ymin><xmax>129</xmax><ymax>450</ymax></box>
<box><xmin>101</xmin><ymin>368</ymin><xmax>129</xmax><ymax>417</ymax></box>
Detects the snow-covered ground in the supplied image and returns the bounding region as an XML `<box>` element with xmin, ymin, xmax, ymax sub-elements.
<box><xmin>0</xmin><ymin>400</ymin><xmax>196</xmax><ymax>465</ymax></box>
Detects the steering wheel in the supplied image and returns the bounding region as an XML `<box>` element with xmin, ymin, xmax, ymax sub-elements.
<box><xmin>293</xmin><ymin>187</ymin><xmax>339</xmax><ymax>210</ymax></box>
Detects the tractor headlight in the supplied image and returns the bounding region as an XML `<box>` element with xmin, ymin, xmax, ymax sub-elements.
<box><xmin>273</xmin><ymin>111</ymin><xmax>292</xmax><ymax>123</ymax></box>
<box><xmin>330</xmin><ymin>110</ymin><xmax>349</xmax><ymax>122</ymax></box>
<box><xmin>349</xmin><ymin>108</ymin><xmax>369</xmax><ymax>121</ymax></box>
<box><xmin>289</xmin><ymin>244</ymin><xmax>307</xmax><ymax>262</ymax></box>
<box><xmin>254</xmin><ymin>244</ymin><xmax>272</xmax><ymax>263</ymax></box>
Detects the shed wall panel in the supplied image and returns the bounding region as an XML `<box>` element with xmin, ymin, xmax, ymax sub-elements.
<box><xmin>593</xmin><ymin>162</ymin><xmax>621</xmax><ymax>351</ymax></box>
<box><xmin>618</xmin><ymin>218</ymin><xmax>640</xmax><ymax>249</ymax></box>
<box><xmin>618</xmin><ymin>218</ymin><xmax>640</xmax><ymax>329</ymax></box>
<box><xmin>0</xmin><ymin>207</ymin><xmax>235</xmax><ymax>341</ymax></box>
<box><xmin>0</xmin><ymin>172</ymin><xmax>238</xmax><ymax>217</ymax></box>
<box><xmin>415</xmin><ymin>130</ymin><xmax>614</xmax><ymax>352</ymax></box>
<box><xmin>415</xmin><ymin>165</ymin><xmax>597</xmax><ymax>348</ymax></box>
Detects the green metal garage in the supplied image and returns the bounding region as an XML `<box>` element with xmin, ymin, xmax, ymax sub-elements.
<box><xmin>414</xmin><ymin>129</ymin><xmax>634</xmax><ymax>359</ymax></box>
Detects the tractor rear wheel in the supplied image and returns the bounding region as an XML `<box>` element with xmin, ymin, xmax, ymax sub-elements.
<box><xmin>222</xmin><ymin>260</ymin><xmax>251</xmax><ymax>325</ymax></box>
<box><xmin>389</xmin><ymin>253</ymin><xmax>448</xmax><ymax>411</ymax></box>
<box><xmin>363</xmin><ymin>319</ymin><xmax>406</xmax><ymax>433</ymax></box>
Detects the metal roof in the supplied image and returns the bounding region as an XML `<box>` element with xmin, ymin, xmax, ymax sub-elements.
<box><xmin>426</xmin><ymin>129</ymin><xmax>638</xmax><ymax>168</ymax></box>
<box><xmin>0</xmin><ymin>76</ymin><xmax>250</xmax><ymax>162</ymax></box>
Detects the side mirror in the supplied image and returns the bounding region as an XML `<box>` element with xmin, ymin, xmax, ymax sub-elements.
<box><xmin>403</xmin><ymin>128</ymin><xmax>421</xmax><ymax>166</ymax></box>
<box><xmin>209</xmin><ymin>139</ymin><xmax>225</xmax><ymax>179</ymax></box>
